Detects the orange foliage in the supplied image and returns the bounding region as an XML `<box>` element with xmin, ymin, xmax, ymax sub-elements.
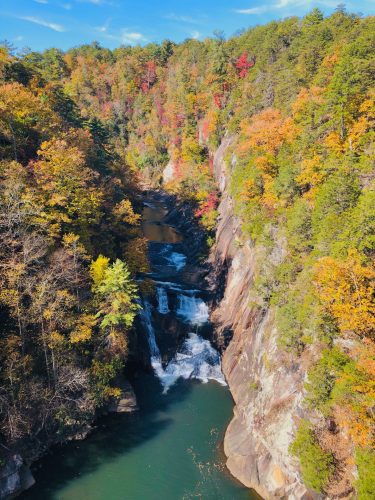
<box><xmin>296</xmin><ymin>155</ymin><xmax>325</xmax><ymax>197</ymax></box>
<box><xmin>240</xmin><ymin>108</ymin><xmax>297</xmax><ymax>156</ymax></box>
<box><xmin>314</xmin><ymin>250</ymin><xmax>375</xmax><ymax>338</ymax></box>
<box><xmin>347</xmin><ymin>93</ymin><xmax>375</xmax><ymax>152</ymax></box>
<box><xmin>292</xmin><ymin>86</ymin><xmax>324</xmax><ymax>123</ymax></box>
<box><xmin>261</xmin><ymin>174</ymin><xmax>278</xmax><ymax>211</ymax></box>
<box><xmin>240</xmin><ymin>178</ymin><xmax>260</xmax><ymax>202</ymax></box>
<box><xmin>201</xmin><ymin>109</ymin><xmax>219</xmax><ymax>141</ymax></box>
<box><xmin>324</xmin><ymin>131</ymin><xmax>345</xmax><ymax>154</ymax></box>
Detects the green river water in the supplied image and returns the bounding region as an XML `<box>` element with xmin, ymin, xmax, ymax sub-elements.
<box><xmin>23</xmin><ymin>374</ymin><xmax>254</xmax><ymax>499</ymax></box>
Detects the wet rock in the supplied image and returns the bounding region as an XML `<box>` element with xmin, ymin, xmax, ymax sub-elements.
<box><xmin>0</xmin><ymin>455</ymin><xmax>35</xmax><ymax>499</ymax></box>
<box><xmin>108</xmin><ymin>379</ymin><xmax>138</xmax><ymax>413</ymax></box>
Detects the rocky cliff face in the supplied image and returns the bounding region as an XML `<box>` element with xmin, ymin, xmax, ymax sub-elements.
<box><xmin>209</xmin><ymin>137</ymin><xmax>314</xmax><ymax>500</ymax></box>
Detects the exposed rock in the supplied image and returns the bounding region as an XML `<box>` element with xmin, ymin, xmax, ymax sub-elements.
<box><xmin>0</xmin><ymin>455</ymin><xmax>35</xmax><ymax>499</ymax></box>
<box><xmin>162</xmin><ymin>159</ymin><xmax>176</xmax><ymax>184</ymax></box>
<box><xmin>209</xmin><ymin>137</ymin><xmax>316</xmax><ymax>499</ymax></box>
<box><xmin>68</xmin><ymin>425</ymin><xmax>93</xmax><ymax>441</ymax></box>
<box><xmin>108</xmin><ymin>379</ymin><xmax>138</xmax><ymax>413</ymax></box>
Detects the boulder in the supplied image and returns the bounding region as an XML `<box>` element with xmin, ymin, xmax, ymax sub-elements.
<box><xmin>108</xmin><ymin>379</ymin><xmax>138</xmax><ymax>413</ymax></box>
<box><xmin>0</xmin><ymin>455</ymin><xmax>35</xmax><ymax>499</ymax></box>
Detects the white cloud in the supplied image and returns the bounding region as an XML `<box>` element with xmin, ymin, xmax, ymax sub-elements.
<box><xmin>96</xmin><ymin>18</ymin><xmax>110</xmax><ymax>33</ymax></box>
<box><xmin>99</xmin><ymin>28</ymin><xmax>147</xmax><ymax>45</ymax></box>
<box><xmin>235</xmin><ymin>0</ymin><xmax>339</xmax><ymax>15</ymax></box>
<box><xmin>34</xmin><ymin>0</ymin><xmax>48</xmax><ymax>4</ymax></box>
<box><xmin>235</xmin><ymin>6</ymin><xmax>268</xmax><ymax>14</ymax></box>
<box><xmin>18</xmin><ymin>15</ymin><xmax>65</xmax><ymax>32</ymax></box>
<box><xmin>60</xmin><ymin>3</ymin><xmax>72</xmax><ymax>10</ymax></box>
<box><xmin>165</xmin><ymin>13</ymin><xmax>201</xmax><ymax>24</ymax></box>
<box><xmin>190</xmin><ymin>30</ymin><xmax>201</xmax><ymax>39</ymax></box>
<box><xmin>77</xmin><ymin>0</ymin><xmax>115</xmax><ymax>5</ymax></box>
<box><xmin>121</xmin><ymin>31</ymin><xmax>145</xmax><ymax>43</ymax></box>
<box><xmin>276</xmin><ymin>0</ymin><xmax>296</xmax><ymax>6</ymax></box>
<box><xmin>14</xmin><ymin>35</ymin><xmax>24</xmax><ymax>42</ymax></box>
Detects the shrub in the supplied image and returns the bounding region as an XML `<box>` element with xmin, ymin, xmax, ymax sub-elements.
<box><xmin>304</xmin><ymin>347</ymin><xmax>349</xmax><ymax>411</ymax></box>
<box><xmin>355</xmin><ymin>448</ymin><xmax>375</xmax><ymax>499</ymax></box>
<box><xmin>290</xmin><ymin>420</ymin><xmax>334</xmax><ymax>493</ymax></box>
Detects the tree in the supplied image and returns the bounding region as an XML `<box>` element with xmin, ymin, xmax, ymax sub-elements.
<box><xmin>32</xmin><ymin>138</ymin><xmax>103</xmax><ymax>236</ymax></box>
<box><xmin>91</xmin><ymin>257</ymin><xmax>139</xmax><ymax>337</ymax></box>
<box><xmin>0</xmin><ymin>82</ymin><xmax>57</xmax><ymax>161</ymax></box>
<box><xmin>290</xmin><ymin>420</ymin><xmax>334</xmax><ymax>493</ymax></box>
<box><xmin>356</xmin><ymin>448</ymin><xmax>375</xmax><ymax>499</ymax></box>
<box><xmin>314</xmin><ymin>249</ymin><xmax>375</xmax><ymax>338</ymax></box>
<box><xmin>235</xmin><ymin>51</ymin><xmax>255</xmax><ymax>78</ymax></box>
<box><xmin>303</xmin><ymin>8</ymin><xmax>324</xmax><ymax>26</ymax></box>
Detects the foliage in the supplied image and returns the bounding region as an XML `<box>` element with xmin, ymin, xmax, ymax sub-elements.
<box><xmin>0</xmin><ymin>10</ymin><xmax>374</xmax><ymax>495</ymax></box>
<box><xmin>93</xmin><ymin>258</ymin><xmax>140</xmax><ymax>332</ymax></box>
<box><xmin>314</xmin><ymin>250</ymin><xmax>375</xmax><ymax>338</ymax></box>
<box><xmin>355</xmin><ymin>447</ymin><xmax>375</xmax><ymax>500</ymax></box>
<box><xmin>290</xmin><ymin>420</ymin><xmax>334</xmax><ymax>493</ymax></box>
<box><xmin>0</xmin><ymin>43</ymin><xmax>144</xmax><ymax>456</ymax></box>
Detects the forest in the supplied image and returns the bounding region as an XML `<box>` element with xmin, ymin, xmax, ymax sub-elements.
<box><xmin>0</xmin><ymin>5</ymin><xmax>374</xmax><ymax>498</ymax></box>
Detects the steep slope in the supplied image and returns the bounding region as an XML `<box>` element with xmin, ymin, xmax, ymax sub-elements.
<box><xmin>208</xmin><ymin>138</ymin><xmax>352</xmax><ymax>499</ymax></box>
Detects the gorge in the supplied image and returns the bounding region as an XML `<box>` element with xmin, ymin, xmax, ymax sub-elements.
<box><xmin>0</xmin><ymin>7</ymin><xmax>374</xmax><ymax>499</ymax></box>
<box><xmin>20</xmin><ymin>193</ymin><xmax>254</xmax><ymax>500</ymax></box>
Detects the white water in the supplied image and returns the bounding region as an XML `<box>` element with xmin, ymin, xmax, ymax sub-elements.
<box><xmin>154</xmin><ymin>281</ymin><xmax>199</xmax><ymax>294</ymax></box>
<box><xmin>156</xmin><ymin>286</ymin><xmax>169</xmax><ymax>314</ymax></box>
<box><xmin>161</xmin><ymin>245</ymin><xmax>187</xmax><ymax>271</ymax></box>
<box><xmin>159</xmin><ymin>333</ymin><xmax>226</xmax><ymax>392</ymax></box>
<box><xmin>176</xmin><ymin>295</ymin><xmax>209</xmax><ymax>325</ymax></box>
<box><xmin>141</xmin><ymin>300</ymin><xmax>225</xmax><ymax>393</ymax></box>
<box><xmin>167</xmin><ymin>251</ymin><xmax>186</xmax><ymax>271</ymax></box>
<box><xmin>140</xmin><ymin>301</ymin><xmax>165</xmax><ymax>380</ymax></box>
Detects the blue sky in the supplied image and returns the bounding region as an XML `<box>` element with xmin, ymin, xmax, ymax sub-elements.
<box><xmin>1</xmin><ymin>0</ymin><xmax>374</xmax><ymax>51</ymax></box>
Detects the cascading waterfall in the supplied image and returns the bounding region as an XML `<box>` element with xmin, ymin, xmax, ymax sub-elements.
<box><xmin>141</xmin><ymin>297</ymin><xmax>225</xmax><ymax>393</ymax></box>
<box><xmin>160</xmin><ymin>333</ymin><xmax>226</xmax><ymax>392</ymax></box>
<box><xmin>176</xmin><ymin>294</ymin><xmax>209</xmax><ymax>325</ymax></box>
<box><xmin>167</xmin><ymin>251</ymin><xmax>186</xmax><ymax>271</ymax></box>
<box><xmin>156</xmin><ymin>286</ymin><xmax>169</xmax><ymax>314</ymax></box>
<box><xmin>139</xmin><ymin>300</ymin><xmax>165</xmax><ymax>380</ymax></box>
<box><xmin>139</xmin><ymin>202</ymin><xmax>226</xmax><ymax>394</ymax></box>
<box><xmin>161</xmin><ymin>244</ymin><xmax>187</xmax><ymax>271</ymax></box>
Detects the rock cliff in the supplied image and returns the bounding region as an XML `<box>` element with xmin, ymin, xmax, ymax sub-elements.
<box><xmin>209</xmin><ymin>137</ymin><xmax>313</xmax><ymax>499</ymax></box>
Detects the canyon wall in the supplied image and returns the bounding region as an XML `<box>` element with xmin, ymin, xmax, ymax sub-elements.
<box><xmin>209</xmin><ymin>137</ymin><xmax>314</xmax><ymax>500</ymax></box>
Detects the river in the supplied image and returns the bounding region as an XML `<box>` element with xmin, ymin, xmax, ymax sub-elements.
<box><xmin>22</xmin><ymin>194</ymin><xmax>256</xmax><ymax>500</ymax></box>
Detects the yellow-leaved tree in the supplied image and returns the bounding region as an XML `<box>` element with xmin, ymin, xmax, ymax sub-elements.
<box><xmin>314</xmin><ymin>249</ymin><xmax>375</xmax><ymax>338</ymax></box>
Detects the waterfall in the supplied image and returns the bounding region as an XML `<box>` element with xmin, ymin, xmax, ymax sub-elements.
<box><xmin>156</xmin><ymin>286</ymin><xmax>169</xmax><ymax>314</ymax></box>
<box><xmin>140</xmin><ymin>300</ymin><xmax>225</xmax><ymax>393</ymax></box>
<box><xmin>161</xmin><ymin>245</ymin><xmax>187</xmax><ymax>270</ymax></box>
<box><xmin>139</xmin><ymin>300</ymin><xmax>165</xmax><ymax>379</ymax></box>
<box><xmin>160</xmin><ymin>333</ymin><xmax>227</xmax><ymax>392</ymax></box>
<box><xmin>167</xmin><ymin>251</ymin><xmax>186</xmax><ymax>271</ymax></box>
<box><xmin>176</xmin><ymin>295</ymin><xmax>209</xmax><ymax>325</ymax></box>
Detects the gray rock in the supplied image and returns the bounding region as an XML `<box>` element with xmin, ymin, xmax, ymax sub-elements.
<box><xmin>0</xmin><ymin>455</ymin><xmax>35</xmax><ymax>499</ymax></box>
<box><xmin>108</xmin><ymin>379</ymin><xmax>138</xmax><ymax>413</ymax></box>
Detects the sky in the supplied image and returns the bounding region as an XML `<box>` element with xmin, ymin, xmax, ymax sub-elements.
<box><xmin>1</xmin><ymin>0</ymin><xmax>374</xmax><ymax>52</ymax></box>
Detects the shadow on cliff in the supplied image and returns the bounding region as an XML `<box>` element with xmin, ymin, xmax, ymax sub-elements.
<box><xmin>21</xmin><ymin>372</ymin><xmax>194</xmax><ymax>499</ymax></box>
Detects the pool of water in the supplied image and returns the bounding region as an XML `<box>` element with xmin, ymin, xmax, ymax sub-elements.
<box><xmin>23</xmin><ymin>374</ymin><xmax>252</xmax><ymax>500</ymax></box>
